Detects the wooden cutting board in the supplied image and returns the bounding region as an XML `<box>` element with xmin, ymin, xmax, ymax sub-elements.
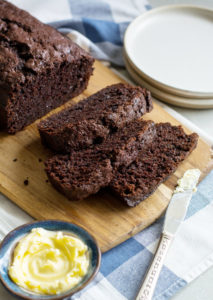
<box><xmin>0</xmin><ymin>61</ymin><xmax>212</xmax><ymax>252</ymax></box>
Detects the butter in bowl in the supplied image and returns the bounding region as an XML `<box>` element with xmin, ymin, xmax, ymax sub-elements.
<box><xmin>0</xmin><ymin>220</ymin><xmax>101</xmax><ymax>300</ymax></box>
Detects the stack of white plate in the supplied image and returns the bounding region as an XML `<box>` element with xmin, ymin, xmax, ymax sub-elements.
<box><xmin>124</xmin><ymin>5</ymin><xmax>213</xmax><ymax>109</ymax></box>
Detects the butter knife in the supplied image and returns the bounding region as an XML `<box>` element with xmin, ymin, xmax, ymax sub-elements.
<box><xmin>135</xmin><ymin>169</ymin><xmax>201</xmax><ymax>300</ymax></box>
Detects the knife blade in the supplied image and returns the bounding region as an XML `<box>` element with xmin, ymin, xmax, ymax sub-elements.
<box><xmin>136</xmin><ymin>168</ymin><xmax>201</xmax><ymax>300</ymax></box>
<box><xmin>163</xmin><ymin>168</ymin><xmax>201</xmax><ymax>236</ymax></box>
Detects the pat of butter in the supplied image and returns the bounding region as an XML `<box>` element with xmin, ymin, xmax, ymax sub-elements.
<box><xmin>9</xmin><ymin>228</ymin><xmax>89</xmax><ymax>295</ymax></box>
<box><xmin>174</xmin><ymin>169</ymin><xmax>201</xmax><ymax>194</ymax></box>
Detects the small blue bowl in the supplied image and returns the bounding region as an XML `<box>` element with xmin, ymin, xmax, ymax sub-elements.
<box><xmin>0</xmin><ymin>220</ymin><xmax>101</xmax><ymax>300</ymax></box>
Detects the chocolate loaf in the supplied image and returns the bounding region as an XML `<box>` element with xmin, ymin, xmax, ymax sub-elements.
<box><xmin>0</xmin><ymin>0</ymin><xmax>94</xmax><ymax>133</ymax></box>
<box><xmin>38</xmin><ymin>83</ymin><xmax>153</xmax><ymax>153</ymax></box>
<box><xmin>110</xmin><ymin>123</ymin><xmax>198</xmax><ymax>207</ymax></box>
<box><xmin>45</xmin><ymin>119</ymin><xmax>155</xmax><ymax>200</ymax></box>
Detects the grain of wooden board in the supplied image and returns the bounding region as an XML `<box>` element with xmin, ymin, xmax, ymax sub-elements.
<box><xmin>0</xmin><ymin>61</ymin><xmax>212</xmax><ymax>252</ymax></box>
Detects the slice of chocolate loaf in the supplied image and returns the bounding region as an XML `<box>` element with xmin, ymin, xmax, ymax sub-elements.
<box><xmin>0</xmin><ymin>0</ymin><xmax>94</xmax><ymax>133</ymax></box>
<box><xmin>97</xmin><ymin>120</ymin><xmax>155</xmax><ymax>168</ymax></box>
<box><xmin>45</xmin><ymin>151</ymin><xmax>113</xmax><ymax>201</ymax></box>
<box><xmin>110</xmin><ymin>123</ymin><xmax>198</xmax><ymax>207</ymax></box>
<box><xmin>38</xmin><ymin>83</ymin><xmax>153</xmax><ymax>153</ymax></box>
<box><xmin>45</xmin><ymin>119</ymin><xmax>156</xmax><ymax>200</ymax></box>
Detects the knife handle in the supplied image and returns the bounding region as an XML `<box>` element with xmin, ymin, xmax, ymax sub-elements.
<box><xmin>135</xmin><ymin>232</ymin><xmax>173</xmax><ymax>300</ymax></box>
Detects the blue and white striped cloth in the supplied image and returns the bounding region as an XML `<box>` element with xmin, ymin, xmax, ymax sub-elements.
<box><xmin>2</xmin><ymin>1</ymin><xmax>213</xmax><ymax>299</ymax></box>
<box><xmin>9</xmin><ymin>0</ymin><xmax>151</xmax><ymax>66</ymax></box>
<box><xmin>1</xmin><ymin>171</ymin><xmax>213</xmax><ymax>300</ymax></box>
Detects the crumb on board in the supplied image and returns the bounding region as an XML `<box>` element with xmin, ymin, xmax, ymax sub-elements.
<box><xmin>38</xmin><ymin>158</ymin><xmax>43</xmax><ymax>162</ymax></box>
<box><xmin>24</xmin><ymin>179</ymin><xmax>29</xmax><ymax>186</ymax></box>
<box><xmin>13</xmin><ymin>158</ymin><xmax>18</xmax><ymax>162</ymax></box>
<box><xmin>45</xmin><ymin>179</ymin><xmax>49</xmax><ymax>183</ymax></box>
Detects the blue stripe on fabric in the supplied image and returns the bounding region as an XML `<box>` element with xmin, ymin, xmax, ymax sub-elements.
<box><xmin>101</xmin><ymin>238</ymin><xmax>144</xmax><ymax>277</ymax></box>
<box><xmin>154</xmin><ymin>266</ymin><xmax>186</xmax><ymax>299</ymax></box>
<box><xmin>186</xmin><ymin>170</ymin><xmax>213</xmax><ymax>219</ymax></box>
<box><xmin>154</xmin><ymin>278</ymin><xmax>187</xmax><ymax>300</ymax></box>
<box><xmin>145</xmin><ymin>4</ymin><xmax>152</xmax><ymax>10</ymax></box>
<box><xmin>82</xmin><ymin>18</ymin><xmax>123</xmax><ymax>45</ymax></box>
<box><xmin>106</xmin><ymin>247</ymin><xmax>152</xmax><ymax>299</ymax></box>
<box><xmin>69</xmin><ymin>0</ymin><xmax>113</xmax><ymax>21</ymax></box>
<box><xmin>104</xmin><ymin>246</ymin><xmax>184</xmax><ymax>300</ymax></box>
<box><xmin>119</xmin><ymin>22</ymin><xmax>130</xmax><ymax>40</ymax></box>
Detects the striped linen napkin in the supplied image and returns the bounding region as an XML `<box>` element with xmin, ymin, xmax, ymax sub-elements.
<box><xmin>1</xmin><ymin>1</ymin><xmax>213</xmax><ymax>299</ymax></box>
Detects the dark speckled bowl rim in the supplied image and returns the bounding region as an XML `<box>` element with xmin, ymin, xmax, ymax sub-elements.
<box><xmin>0</xmin><ymin>220</ymin><xmax>101</xmax><ymax>300</ymax></box>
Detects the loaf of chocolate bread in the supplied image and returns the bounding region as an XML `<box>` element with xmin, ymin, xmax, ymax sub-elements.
<box><xmin>110</xmin><ymin>123</ymin><xmax>198</xmax><ymax>207</ymax></box>
<box><xmin>45</xmin><ymin>119</ymin><xmax>155</xmax><ymax>200</ymax></box>
<box><xmin>0</xmin><ymin>0</ymin><xmax>94</xmax><ymax>133</ymax></box>
<box><xmin>38</xmin><ymin>83</ymin><xmax>153</xmax><ymax>153</ymax></box>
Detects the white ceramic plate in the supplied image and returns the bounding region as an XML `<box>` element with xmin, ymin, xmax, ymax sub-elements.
<box><xmin>124</xmin><ymin>55</ymin><xmax>213</xmax><ymax>109</ymax></box>
<box><xmin>124</xmin><ymin>5</ymin><xmax>213</xmax><ymax>98</ymax></box>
